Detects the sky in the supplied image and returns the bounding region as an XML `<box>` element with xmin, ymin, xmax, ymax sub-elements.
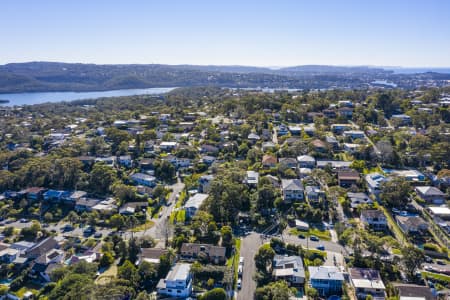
<box><xmin>1</xmin><ymin>0</ymin><xmax>450</xmax><ymax>67</ymax></box>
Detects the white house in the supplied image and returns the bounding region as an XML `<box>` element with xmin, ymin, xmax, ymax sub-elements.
<box><xmin>349</xmin><ymin>268</ymin><xmax>386</xmax><ymax>300</ymax></box>
<box><xmin>365</xmin><ymin>173</ymin><xmax>387</xmax><ymax>197</ymax></box>
<box><xmin>297</xmin><ymin>155</ymin><xmax>316</xmax><ymax>169</ymax></box>
<box><xmin>130</xmin><ymin>173</ymin><xmax>156</xmax><ymax>187</ymax></box>
<box><xmin>281</xmin><ymin>179</ymin><xmax>304</xmax><ymax>202</ymax></box>
<box><xmin>157</xmin><ymin>263</ymin><xmax>192</xmax><ymax>298</ymax></box>
<box><xmin>360</xmin><ymin>210</ymin><xmax>387</xmax><ymax>231</ymax></box>
<box><xmin>272</xmin><ymin>255</ymin><xmax>305</xmax><ymax>286</ymax></box>
<box><xmin>184</xmin><ymin>193</ymin><xmax>209</xmax><ymax>218</ymax></box>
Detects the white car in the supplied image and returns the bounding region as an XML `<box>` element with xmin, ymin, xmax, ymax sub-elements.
<box><xmin>237</xmin><ymin>278</ymin><xmax>242</xmax><ymax>290</ymax></box>
<box><xmin>239</xmin><ymin>256</ymin><xmax>244</xmax><ymax>265</ymax></box>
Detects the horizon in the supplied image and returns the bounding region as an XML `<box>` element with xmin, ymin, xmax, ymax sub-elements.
<box><xmin>2</xmin><ymin>60</ymin><xmax>450</xmax><ymax>70</ymax></box>
<box><xmin>1</xmin><ymin>0</ymin><xmax>450</xmax><ymax>67</ymax></box>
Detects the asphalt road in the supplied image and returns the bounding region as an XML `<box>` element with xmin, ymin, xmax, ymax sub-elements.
<box><xmin>281</xmin><ymin>229</ymin><xmax>345</xmax><ymax>253</ymax></box>
<box><xmin>237</xmin><ymin>232</ymin><xmax>262</xmax><ymax>300</ymax></box>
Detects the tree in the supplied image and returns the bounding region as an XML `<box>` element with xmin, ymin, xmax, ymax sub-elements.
<box><xmin>128</xmin><ymin>238</ymin><xmax>140</xmax><ymax>263</ymax></box>
<box><xmin>221</xmin><ymin>225</ymin><xmax>234</xmax><ymax>251</ymax></box>
<box><xmin>110</xmin><ymin>214</ymin><xmax>126</xmax><ymax>229</ymax></box>
<box><xmin>118</xmin><ymin>260</ymin><xmax>140</xmax><ymax>288</ymax></box>
<box><xmin>89</xmin><ymin>162</ymin><xmax>118</xmax><ymax>195</ymax></box>
<box><xmin>255</xmin><ymin>281</ymin><xmax>293</xmax><ymax>300</ymax></box>
<box><xmin>99</xmin><ymin>252</ymin><xmax>114</xmax><ymax>268</ymax></box>
<box><xmin>254</xmin><ymin>244</ymin><xmax>275</xmax><ymax>275</ymax></box>
<box><xmin>158</xmin><ymin>252</ymin><xmax>175</xmax><ymax>278</ymax></box>
<box><xmin>138</xmin><ymin>261</ymin><xmax>157</xmax><ymax>289</ymax></box>
<box><xmin>401</xmin><ymin>246</ymin><xmax>425</xmax><ymax>279</ymax></box>
<box><xmin>154</xmin><ymin>160</ymin><xmax>176</xmax><ymax>182</ymax></box>
<box><xmin>200</xmin><ymin>288</ymin><xmax>227</xmax><ymax>300</ymax></box>
<box><xmin>380</xmin><ymin>177</ymin><xmax>411</xmax><ymax>208</ymax></box>
<box><xmin>67</xmin><ymin>211</ymin><xmax>79</xmax><ymax>225</ymax></box>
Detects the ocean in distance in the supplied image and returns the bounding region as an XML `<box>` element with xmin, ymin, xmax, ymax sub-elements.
<box><xmin>0</xmin><ymin>87</ymin><xmax>176</xmax><ymax>106</ymax></box>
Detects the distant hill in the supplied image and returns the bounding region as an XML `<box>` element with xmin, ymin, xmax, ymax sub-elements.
<box><xmin>0</xmin><ymin>62</ymin><xmax>448</xmax><ymax>93</ymax></box>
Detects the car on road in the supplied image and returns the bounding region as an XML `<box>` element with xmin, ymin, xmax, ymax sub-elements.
<box><xmin>310</xmin><ymin>235</ymin><xmax>319</xmax><ymax>241</ymax></box>
<box><xmin>424</xmin><ymin>256</ymin><xmax>433</xmax><ymax>263</ymax></box>
<box><xmin>436</xmin><ymin>260</ymin><xmax>446</xmax><ymax>265</ymax></box>
<box><xmin>158</xmin><ymin>212</ymin><xmax>163</xmax><ymax>218</ymax></box>
<box><xmin>238</xmin><ymin>265</ymin><xmax>243</xmax><ymax>277</ymax></box>
<box><xmin>83</xmin><ymin>226</ymin><xmax>95</xmax><ymax>236</ymax></box>
<box><xmin>298</xmin><ymin>234</ymin><xmax>306</xmax><ymax>239</ymax></box>
<box><xmin>5</xmin><ymin>219</ymin><xmax>15</xmax><ymax>224</ymax></box>
<box><xmin>316</xmin><ymin>245</ymin><xmax>325</xmax><ymax>251</ymax></box>
<box><xmin>19</xmin><ymin>218</ymin><xmax>28</xmax><ymax>223</ymax></box>
<box><xmin>93</xmin><ymin>232</ymin><xmax>102</xmax><ymax>239</ymax></box>
<box><xmin>239</xmin><ymin>257</ymin><xmax>244</xmax><ymax>265</ymax></box>
<box><xmin>237</xmin><ymin>278</ymin><xmax>242</xmax><ymax>290</ymax></box>
<box><xmin>62</xmin><ymin>224</ymin><xmax>74</xmax><ymax>232</ymax></box>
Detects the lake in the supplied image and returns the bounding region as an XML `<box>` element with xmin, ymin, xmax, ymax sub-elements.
<box><xmin>0</xmin><ymin>87</ymin><xmax>176</xmax><ymax>106</ymax></box>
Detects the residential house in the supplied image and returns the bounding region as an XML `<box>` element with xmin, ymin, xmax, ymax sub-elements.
<box><xmin>277</xmin><ymin>125</ymin><xmax>289</xmax><ymax>136</ymax></box>
<box><xmin>295</xmin><ymin>220</ymin><xmax>310</xmax><ymax>231</ymax></box>
<box><xmin>427</xmin><ymin>206</ymin><xmax>450</xmax><ymax>220</ymax></box>
<box><xmin>264</xmin><ymin>175</ymin><xmax>280</xmax><ymax>188</ymax></box>
<box><xmin>139</xmin><ymin>158</ymin><xmax>155</xmax><ymax>171</ymax></box>
<box><xmin>305</xmin><ymin>186</ymin><xmax>326</xmax><ymax>204</ymax></box>
<box><xmin>349</xmin><ymin>268</ymin><xmax>386</xmax><ymax>300</ymax></box>
<box><xmin>31</xmin><ymin>249</ymin><xmax>65</xmax><ymax>282</ymax></box>
<box><xmin>184</xmin><ymin>193</ymin><xmax>209</xmax><ymax>218</ymax></box>
<box><xmin>343</xmin><ymin>143</ymin><xmax>361</xmax><ymax>153</ymax></box>
<box><xmin>338</xmin><ymin>170</ymin><xmax>360</xmax><ymax>187</ymax></box>
<box><xmin>331</xmin><ymin>124</ymin><xmax>352</xmax><ymax>134</ymax></box>
<box><xmin>198</xmin><ymin>175</ymin><xmax>214</xmax><ymax>193</ymax></box>
<box><xmin>117</xmin><ymin>155</ymin><xmax>133</xmax><ymax>168</ymax></box>
<box><xmin>311</xmin><ymin>139</ymin><xmax>327</xmax><ymax>153</ymax></box>
<box><xmin>64</xmin><ymin>190</ymin><xmax>88</xmax><ymax>205</ymax></box>
<box><xmin>25</xmin><ymin>237</ymin><xmax>58</xmax><ymax>259</ymax></box>
<box><xmin>281</xmin><ymin>179</ymin><xmax>304</xmax><ymax>202</ymax></box>
<box><xmin>138</xmin><ymin>248</ymin><xmax>169</xmax><ymax>264</ymax></box>
<box><xmin>396</xmin><ymin>216</ymin><xmax>428</xmax><ymax>235</ymax></box>
<box><xmin>157</xmin><ymin>263</ymin><xmax>193</xmax><ymax>298</ymax></box>
<box><xmin>390</xmin><ymin>169</ymin><xmax>425</xmax><ymax>182</ymax></box>
<box><xmin>360</xmin><ymin>210</ymin><xmax>387</xmax><ymax>231</ymax></box>
<box><xmin>308</xmin><ymin>266</ymin><xmax>344</xmax><ymax>297</ymax></box>
<box><xmin>248</xmin><ymin>132</ymin><xmax>261</xmax><ymax>143</ymax></box>
<box><xmin>365</xmin><ymin>173</ymin><xmax>387</xmax><ymax>197</ymax></box>
<box><xmin>262</xmin><ymin>141</ymin><xmax>276</xmax><ymax>152</ymax></box>
<box><xmin>200</xmin><ymin>144</ymin><xmax>219</xmax><ymax>154</ymax></box>
<box><xmin>394</xmin><ymin>284</ymin><xmax>436</xmax><ymax>300</ymax></box>
<box><xmin>415</xmin><ymin>186</ymin><xmax>446</xmax><ymax>204</ymax></box>
<box><xmin>338</xmin><ymin>107</ymin><xmax>354</xmax><ymax>118</ymax></box>
<box><xmin>0</xmin><ymin>243</ymin><xmax>19</xmax><ymax>263</ymax></box>
<box><xmin>130</xmin><ymin>173</ymin><xmax>156</xmax><ymax>187</ymax></box>
<box><xmin>180</xmin><ymin>243</ymin><xmax>226</xmax><ymax>264</ymax></box>
<box><xmin>347</xmin><ymin>192</ymin><xmax>372</xmax><ymax>209</ymax></box>
<box><xmin>119</xmin><ymin>202</ymin><xmax>148</xmax><ymax>215</ymax></box>
<box><xmin>246</xmin><ymin>171</ymin><xmax>259</xmax><ymax>186</ymax></box>
<box><xmin>159</xmin><ymin>141</ymin><xmax>178</xmax><ymax>151</ymax></box>
<box><xmin>391</xmin><ymin>114</ymin><xmax>412</xmax><ymax>126</ymax></box>
<box><xmin>272</xmin><ymin>255</ymin><xmax>305</xmax><ymax>286</ymax></box>
<box><xmin>288</xmin><ymin>125</ymin><xmax>302</xmax><ymax>135</ymax></box>
<box><xmin>75</xmin><ymin>198</ymin><xmax>101</xmax><ymax>213</ymax></box>
<box><xmin>316</xmin><ymin>160</ymin><xmax>352</xmax><ymax>170</ymax></box>
<box><xmin>343</xmin><ymin>130</ymin><xmax>365</xmax><ymax>140</ymax></box>
<box><xmin>23</xmin><ymin>187</ymin><xmax>46</xmax><ymax>203</ymax></box>
<box><xmin>297</xmin><ymin>155</ymin><xmax>316</xmax><ymax>169</ymax></box>
<box><xmin>322</xmin><ymin>109</ymin><xmax>337</xmax><ymax>119</ymax></box>
<box><xmin>201</xmin><ymin>155</ymin><xmax>216</xmax><ymax>165</ymax></box>
<box><xmin>43</xmin><ymin>190</ymin><xmax>70</xmax><ymax>203</ymax></box>
<box><xmin>279</xmin><ymin>157</ymin><xmax>298</xmax><ymax>169</ymax></box>
<box><xmin>262</xmin><ymin>155</ymin><xmax>277</xmax><ymax>168</ymax></box>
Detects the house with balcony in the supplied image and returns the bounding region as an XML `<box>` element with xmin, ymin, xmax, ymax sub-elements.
<box><xmin>184</xmin><ymin>193</ymin><xmax>209</xmax><ymax>218</ymax></box>
<box><xmin>281</xmin><ymin>179</ymin><xmax>304</xmax><ymax>203</ymax></box>
<box><xmin>349</xmin><ymin>268</ymin><xmax>386</xmax><ymax>300</ymax></box>
<box><xmin>297</xmin><ymin>155</ymin><xmax>316</xmax><ymax>169</ymax></box>
<box><xmin>365</xmin><ymin>173</ymin><xmax>387</xmax><ymax>197</ymax></box>
<box><xmin>415</xmin><ymin>186</ymin><xmax>446</xmax><ymax>205</ymax></box>
<box><xmin>157</xmin><ymin>263</ymin><xmax>192</xmax><ymax>298</ymax></box>
<box><xmin>272</xmin><ymin>255</ymin><xmax>305</xmax><ymax>286</ymax></box>
<box><xmin>308</xmin><ymin>266</ymin><xmax>344</xmax><ymax>297</ymax></box>
<box><xmin>361</xmin><ymin>210</ymin><xmax>387</xmax><ymax>231</ymax></box>
<box><xmin>180</xmin><ymin>243</ymin><xmax>226</xmax><ymax>264</ymax></box>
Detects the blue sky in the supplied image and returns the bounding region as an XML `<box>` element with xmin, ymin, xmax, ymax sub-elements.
<box><xmin>1</xmin><ymin>0</ymin><xmax>449</xmax><ymax>67</ymax></box>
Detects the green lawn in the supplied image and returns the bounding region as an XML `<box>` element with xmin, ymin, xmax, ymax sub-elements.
<box><xmin>95</xmin><ymin>265</ymin><xmax>118</xmax><ymax>285</ymax></box>
<box><xmin>376</xmin><ymin>204</ymin><xmax>408</xmax><ymax>246</ymax></box>
<box><xmin>130</xmin><ymin>220</ymin><xmax>155</xmax><ymax>232</ymax></box>
<box><xmin>422</xmin><ymin>271</ymin><xmax>450</xmax><ymax>284</ymax></box>
<box><xmin>289</xmin><ymin>227</ymin><xmax>331</xmax><ymax>241</ymax></box>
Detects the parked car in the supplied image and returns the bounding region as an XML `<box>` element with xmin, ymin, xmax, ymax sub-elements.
<box><xmin>238</xmin><ymin>265</ymin><xmax>243</xmax><ymax>277</ymax></box>
<box><xmin>19</xmin><ymin>218</ymin><xmax>28</xmax><ymax>223</ymax></box>
<box><xmin>316</xmin><ymin>245</ymin><xmax>325</xmax><ymax>251</ymax></box>
<box><xmin>93</xmin><ymin>232</ymin><xmax>102</xmax><ymax>239</ymax></box>
<box><xmin>298</xmin><ymin>234</ymin><xmax>306</xmax><ymax>239</ymax></box>
<box><xmin>239</xmin><ymin>257</ymin><xmax>244</xmax><ymax>265</ymax></box>
<box><xmin>237</xmin><ymin>279</ymin><xmax>242</xmax><ymax>290</ymax></box>
<box><xmin>310</xmin><ymin>235</ymin><xmax>319</xmax><ymax>241</ymax></box>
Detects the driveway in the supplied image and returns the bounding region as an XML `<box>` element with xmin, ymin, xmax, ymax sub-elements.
<box><xmin>237</xmin><ymin>232</ymin><xmax>263</xmax><ymax>300</ymax></box>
